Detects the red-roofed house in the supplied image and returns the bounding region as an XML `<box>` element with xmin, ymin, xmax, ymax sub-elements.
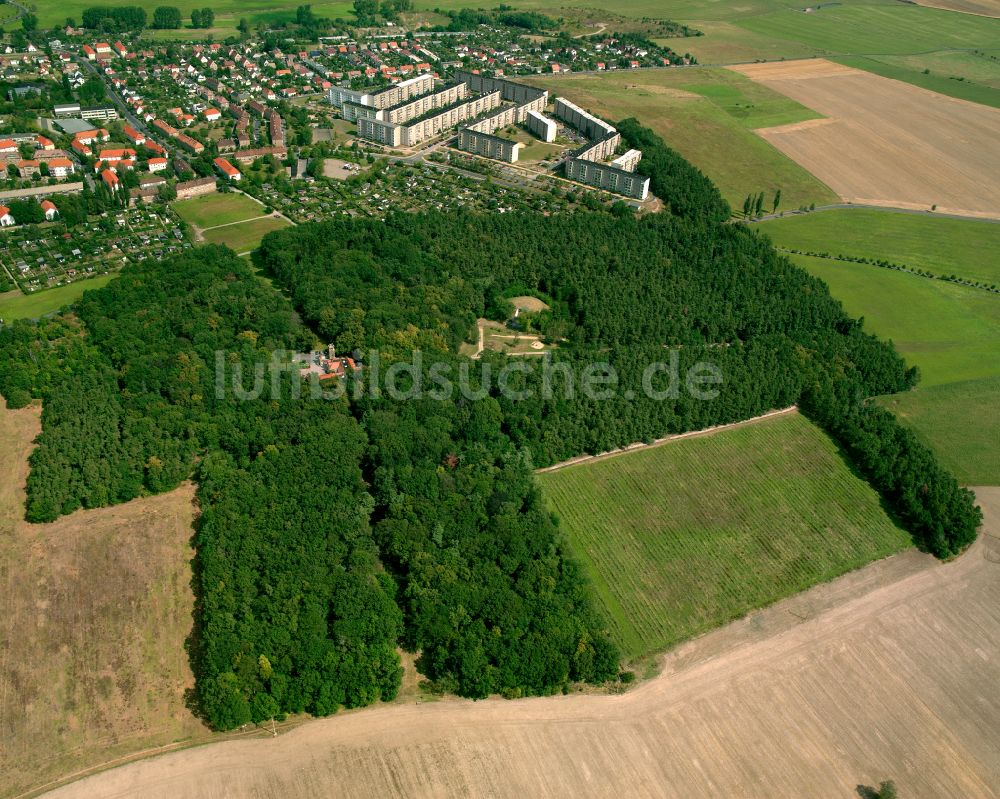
<box><xmin>213</xmin><ymin>157</ymin><xmax>240</xmax><ymax>181</ymax></box>
<box><xmin>96</xmin><ymin>147</ymin><xmax>137</xmax><ymax>166</ymax></box>
<box><xmin>123</xmin><ymin>124</ymin><xmax>146</xmax><ymax>145</ymax></box>
<box><xmin>16</xmin><ymin>159</ymin><xmax>40</xmax><ymax>178</ymax></box>
<box><xmin>0</xmin><ymin>206</ymin><xmax>14</xmax><ymax>227</ymax></box>
<box><xmin>36</xmin><ymin>135</ymin><xmax>55</xmax><ymax>150</ymax></box>
<box><xmin>147</xmin><ymin>157</ymin><xmax>168</xmax><ymax>172</ymax></box>
<box><xmin>41</xmin><ymin>200</ymin><xmax>58</xmax><ymax>221</ymax></box>
<box><xmin>74</xmin><ymin>129</ymin><xmax>109</xmax><ymax>145</ymax></box>
<box><xmin>48</xmin><ymin>157</ymin><xmax>74</xmax><ymax>178</ymax></box>
<box><xmin>114</xmin><ymin>41</ymin><xmax>128</xmax><ymax>57</ymax></box>
<box><xmin>101</xmin><ymin>169</ymin><xmax>120</xmax><ymax>190</ymax></box>
<box><xmin>203</xmin><ymin>108</ymin><xmax>221</xmax><ymax>122</ymax></box>
<box><xmin>0</xmin><ymin>139</ymin><xmax>17</xmax><ymax>155</ymax></box>
<box><xmin>82</xmin><ymin>44</ymin><xmax>96</xmax><ymax>60</ymax></box>
<box><xmin>95</xmin><ymin>42</ymin><xmax>112</xmax><ymax>55</ymax></box>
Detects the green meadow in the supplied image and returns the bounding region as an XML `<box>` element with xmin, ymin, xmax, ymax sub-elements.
<box><xmin>0</xmin><ymin>275</ymin><xmax>116</xmax><ymax>322</ymax></box>
<box><xmin>758</xmin><ymin>209</ymin><xmax>1000</xmax><ymax>286</ymax></box>
<box><xmin>761</xmin><ymin>209</ymin><xmax>1000</xmax><ymax>484</ymax></box>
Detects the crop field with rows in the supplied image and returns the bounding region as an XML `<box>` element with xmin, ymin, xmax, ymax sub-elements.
<box><xmin>537</xmin><ymin>412</ymin><xmax>912</xmax><ymax>658</ymax></box>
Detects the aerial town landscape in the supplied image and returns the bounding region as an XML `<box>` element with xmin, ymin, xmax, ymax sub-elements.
<box><xmin>0</xmin><ymin>0</ymin><xmax>998</xmax><ymax>797</ymax></box>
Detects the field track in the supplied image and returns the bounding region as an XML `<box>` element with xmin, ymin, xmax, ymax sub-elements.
<box><xmin>41</xmin><ymin>489</ymin><xmax>1000</xmax><ymax>799</ymax></box>
<box><xmin>915</xmin><ymin>0</ymin><xmax>1000</xmax><ymax>16</ymax></box>
<box><xmin>536</xmin><ymin>406</ymin><xmax>796</xmax><ymax>473</ymax></box>
<box><xmin>730</xmin><ymin>59</ymin><xmax>1000</xmax><ymax>219</ymax></box>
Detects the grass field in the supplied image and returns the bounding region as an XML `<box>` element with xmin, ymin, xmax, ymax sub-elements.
<box><xmin>201</xmin><ymin>216</ymin><xmax>291</xmax><ymax>253</ymax></box>
<box><xmin>172</xmin><ymin>192</ymin><xmax>264</xmax><ymax>229</ymax></box>
<box><xmin>758</xmin><ymin>209</ymin><xmax>1000</xmax><ymax>286</ymax></box>
<box><xmin>537</xmin><ymin>412</ymin><xmax>912</xmax><ymax>659</ymax></box>
<box><xmin>880</xmin><ymin>377</ymin><xmax>1000</xmax><ymax>486</ymax></box>
<box><xmin>0</xmin><ymin>400</ymin><xmax>213</xmax><ymax>799</ymax></box>
<box><xmin>529</xmin><ymin>68</ymin><xmax>838</xmax><ymax>211</ymax></box>
<box><xmin>34</xmin><ymin>0</ymin><xmax>353</xmax><ymax>30</ymax></box>
<box><xmin>791</xmin><ymin>254</ymin><xmax>1000</xmax><ymax>388</ymax></box>
<box><xmin>0</xmin><ymin>275</ymin><xmax>115</xmax><ymax>322</ymax></box>
<box><xmin>735</xmin><ymin>3</ymin><xmax>1000</xmax><ymax>56</ymax></box>
<box><xmin>787</xmin><ymin>253</ymin><xmax>1000</xmax><ymax>483</ymax></box>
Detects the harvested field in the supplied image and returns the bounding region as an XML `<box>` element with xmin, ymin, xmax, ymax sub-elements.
<box><xmin>43</xmin><ymin>488</ymin><xmax>1000</xmax><ymax>799</ymax></box>
<box><xmin>0</xmin><ymin>399</ymin><xmax>213</xmax><ymax>799</ymax></box>
<box><xmin>730</xmin><ymin>59</ymin><xmax>1000</xmax><ymax>218</ymax></box>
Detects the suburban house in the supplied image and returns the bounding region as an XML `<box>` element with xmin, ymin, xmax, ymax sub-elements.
<box><xmin>101</xmin><ymin>168</ymin><xmax>120</xmax><ymax>190</ymax></box>
<box><xmin>41</xmin><ymin>200</ymin><xmax>58</xmax><ymax>220</ymax></box>
<box><xmin>48</xmin><ymin>157</ymin><xmax>74</xmax><ymax>178</ymax></box>
<box><xmin>147</xmin><ymin>157</ymin><xmax>168</xmax><ymax>172</ymax></box>
<box><xmin>0</xmin><ymin>206</ymin><xmax>14</xmax><ymax>226</ymax></box>
<box><xmin>213</xmin><ymin>156</ymin><xmax>241</xmax><ymax>181</ymax></box>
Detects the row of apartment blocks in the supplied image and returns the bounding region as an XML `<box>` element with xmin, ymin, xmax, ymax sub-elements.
<box><xmin>330</xmin><ymin>71</ymin><xmax>647</xmax><ymax>198</ymax></box>
<box><xmin>331</xmin><ymin>72</ymin><xmax>549</xmax><ymax>154</ymax></box>
<box><xmin>554</xmin><ymin>98</ymin><xmax>649</xmax><ymax>201</ymax></box>
<box><xmin>357</xmin><ymin>89</ymin><xmax>504</xmax><ymax>148</ymax></box>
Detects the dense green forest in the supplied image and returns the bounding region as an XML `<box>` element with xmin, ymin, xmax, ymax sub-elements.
<box><xmin>256</xmin><ymin>205</ymin><xmax>979</xmax><ymax>557</ymax></box>
<box><xmin>0</xmin><ymin>247</ymin><xmax>618</xmax><ymax>726</ymax></box>
<box><xmin>0</xmin><ymin>118</ymin><xmax>980</xmax><ymax>728</ymax></box>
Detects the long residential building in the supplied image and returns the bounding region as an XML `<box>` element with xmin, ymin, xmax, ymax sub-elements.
<box><xmin>458</xmin><ymin>128</ymin><xmax>522</xmax><ymax>163</ymax></box>
<box><xmin>526</xmin><ymin>109</ymin><xmax>557</xmax><ymax>143</ymax></box>
<box><xmin>358</xmin><ymin>89</ymin><xmax>503</xmax><ymax>147</ymax></box>
<box><xmin>553</xmin><ymin>97</ymin><xmax>617</xmax><ymax>141</ymax></box>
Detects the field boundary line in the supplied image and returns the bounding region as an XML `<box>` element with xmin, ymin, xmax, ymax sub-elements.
<box><xmin>535</xmin><ymin>406</ymin><xmax>797</xmax><ymax>474</ymax></box>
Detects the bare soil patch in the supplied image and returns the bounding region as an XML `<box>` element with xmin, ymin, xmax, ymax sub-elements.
<box><xmin>43</xmin><ymin>485</ymin><xmax>1000</xmax><ymax>799</ymax></box>
<box><xmin>0</xmin><ymin>399</ymin><xmax>212</xmax><ymax>799</ymax></box>
<box><xmin>730</xmin><ymin>59</ymin><xmax>1000</xmax><ymax>218</ymax></box>
<box><xmin>322</xmin><ymin>158</ymin><xmax>363</xmax><ymax>179</ymax></box>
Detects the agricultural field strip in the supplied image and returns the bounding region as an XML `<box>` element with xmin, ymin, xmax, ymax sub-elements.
<box><xmin>39</xmin><ymin>488</ymin><xmax>1000</xmax><ymax>799</ymax></box>
<box><xmin>730</xmin><ymin>60</ymin><xmax>1000</xmax><ymax>219</ymax></box>
<box><xmin>538</xmin><ymin>412</ymin><xmax>911</xmax><ymax>657</ymax></box>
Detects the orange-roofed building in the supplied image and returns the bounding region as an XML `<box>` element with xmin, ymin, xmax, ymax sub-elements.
<box><xmin>48</xmin><ymin>157</ymin><xmax>74</xmax><ymax>178</ymax></box>
<box><xmin>41</xmin><ymin>200</ymin><xmax>58</xmax><ymax>220</ymax></box>
<box><xmin>123</xmin><ymin>124</ymin><xmax>145</xmax><ymax>145</ymax></box>
<box><xmin>97</xmin><ymin>147</ymin><xmax>137</xmax><ymax>163</ymax></box>
<box><xmin>101</xmin><ymin>169</ymin><xmax>120</xmax><ymax>189</ymax></box>
<box><xmin>213</xmin><ymin>157</ymin><xmax>241</xmax><ymax>181</ymax></box>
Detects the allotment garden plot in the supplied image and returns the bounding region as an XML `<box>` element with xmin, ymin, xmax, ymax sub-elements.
<box><xmin>0</xmin><ymin>207</ymin><xmax>186</xmax><ymax>295</ymax></box>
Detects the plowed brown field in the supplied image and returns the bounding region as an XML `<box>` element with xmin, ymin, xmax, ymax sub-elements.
<box><xmin>730</xmin><ymin>59</ymin><xmax>1000</xmax><ymax>219</ymax></box>
<box><xmin>41</xmin><ymin>486</ymin><xmax>1000</xmax><ymax>799</ymax></box>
